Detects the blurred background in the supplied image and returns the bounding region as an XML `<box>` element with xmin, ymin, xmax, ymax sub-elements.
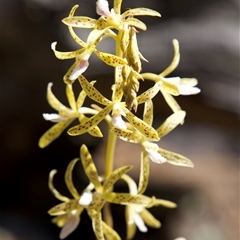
<box><xmin>1</xmin><ymin>0</ymin><xmax>239</xmax><ymax>239</ymax></box>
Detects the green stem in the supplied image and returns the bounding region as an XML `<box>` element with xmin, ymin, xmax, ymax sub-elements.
<box><xmin>103</xmin><ymin>30</ymin><xmax>123</xmax><ymax>229</ymax></box>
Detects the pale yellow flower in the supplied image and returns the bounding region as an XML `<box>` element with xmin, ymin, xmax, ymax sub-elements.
<box><xmin>49</xmin><ymin>144</ymin><xmax>166</xmax><ymax>239</ymax></box>
<box><xmin>67</xmin><ymin>75</ymin><xmax>160</xmax><ymax>141</ymax></box>
<box><xmin>122</xmin><ymin>175</ymin><xmax>176</xmax><ymax>240</ymax></box>
<box><xmin>111</xmin><ymin>100</ymin><xmax>193</xmax><ymax>194</ymax></box>
<box><xmin>52</xmin><ymin>5</ymin><xmax>127</xmax><ymax>84</ymax></box>
<box><xmin>141</xmin><ymin>39</ymin><xmax>200</xmax><ymax>114</ymax></box>
<box><xmin>39</xmin><ymin>82</ymin><xmax>102</xmax><ymax>148</ymax></box>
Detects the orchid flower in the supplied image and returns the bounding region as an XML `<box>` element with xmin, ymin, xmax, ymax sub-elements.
<box><xmin>52</xmin><ymin>5</ymin><xmax>127</xmax><ymax>84</ymax></box>
<box><xmin>38</xmin><ymin>82</ymin><xmax>102</xmax><ymax>148</ymax></box>
<box><xmin>67</xmin><ymin>75</ymin><xmax>160</xmax><ymax>141</ymax></box>
<box><xmin>122</xmin><ymin>174</ymin><xmax>176</xmax><ymax>239</ymax></box>
<box><xmin>141</xmin><ymin>39</ymin><xmax>200</xmax><ymax>114</ymax></box>
<box><xmin>111</xmin><ymin>100</ymin><xmax>193</xmax><ymax>194</ymax></box>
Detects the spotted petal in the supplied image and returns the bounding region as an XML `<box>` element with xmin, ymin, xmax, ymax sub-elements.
<box><xmin>80</xmin><ymin>144</ymin><xmax>102</xmax><ymax>192</ymax></box>
<box><xmin>91</xmin><ymin>212</ymin><xmax>104</xmax><ymax>240</ymax></box>
<box><xmin>123</xmin><ymin>107</ymin><xmax>159</xmax><ymax>141</ymax></box>
<box><xmin>110</xmin><ymin>127</ymin><xmax>142</xmax><ymax>143</ymax></box>
<box><xmin>48</xmin><ymin>200</ymin><xmax>80</xmax><ymax>216</ymax></box>
<box><xmin>62</xmin><ymin>16</ymin><xmax>96</xmax><ymax>28</ymax></box>
<box><xmin>65</xmin><ymin>158</ymin><xmax>80</xmax><ymax>199</ymax></box>
<box><xmin>137</xmin><ymin>82</ymin><xmax>161</xmax><ymax>104</ymax></box>
<box><xmin>103</xmin><ymin>165</ymin><xmax>133</xmax><ymax>192</ymax></box>
<box><xmin>51</xmin><ymin>42</ymin><xmax>82</xmax><ymax>60</ymax></box>
<box><xmin>39</xmin><ymin>119</ymin><xmax>74</xmax><ymax>148</ymax></box>
<box><xmin>137</xmin><ymin>150</ymin><xmax>150</xmax><ymax>195</ymax></box>
<box><xmin>102</xmin><ymin>221</ymin><xmax>121</xmax><ymax>240</ymax></box>
<box><xmin>105</xmin><ymin>192</ymin><xmax>151</xmax><ymax>206</ymax></box>
<box><xmin>161</xmin><ymin>89</ymin><xmax>182</xmax><ymax>114</ymax></box>
<box><xmin>113</xmin><ymin>0</ymin><xmax>122</xmax><ymax>14</ymax></box>
<box><xmin>158</xmin><ymin>148</ymin><xmax>194</xmax><ymax>167</ymax></box>
<box><xmin>122</xmin><ymin>8</ymin><xmax>161</xmax><ymax>19</ymax></box>
<box><xmin>68</xmin><ymin>104</ymin><xmax>112</xmax><ymax>136</ymax></box>
<box><xmin>78</xmin><ymin>75</ymin><xmax>111</xmax><ymax>106</ymax></box>
<box><xmin>156</xmin><ymin>110</ymin><xmax>186</xmax><ymax>138</ymax></box>
<box><xmin>66</xmin><ymin>84</ymin><xmax>77</xmax><ymax>111</ymax></box>
<box><xmin>124</xmin><ymin>18</ymin><xmax>147</xmax><ymax>31</ymax></box>
<box><xmin>143</xmin><ymin>100</ymin><xmax>153</xmax><ymax>126</ymax></box>
<box><xmin>94</xmin><ymin>49</ymin><xmax>128</xmax><ymax>67</ymax></box>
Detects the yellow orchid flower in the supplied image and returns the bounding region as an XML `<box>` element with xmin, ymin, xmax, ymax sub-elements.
<box><xmin>110</xmin><ymin>100</ymin><xmax>193</xmax><ymax>194</ymax></box>
<box><xmin>52</xmin><ymin>5</ymin><xmax>127</xmax><ymax>84</ymax></box>
<box><xmin>141</xmin><ymin>39</ymin><xmax>200</xmax><ymax>114</ymax></box>
<box><xmin>49</xmin><ymin>144</ymin><xmax>167</xmax><ymax>240</ymax></box>
<box><xmin>48</xmin><ymin>157</ymin><xmax>122</xmax><ymax>240</ymax></box>
<box><xmin>38</xmin><ymin>82</ymin><xmax>102</xmax><ymax>148</ymax></box>
<box><xmin>67</xmin><ymin>75</ymin><xmax>159</xmax><ymax>141</ymax></box>
<box><xmin>122</xmin><ymin>174</ymin><xmax>176</xmax><ymax>240</ymax></box>
<box><xmin>63</xmin><ymin>1</ymin><xmax>161</xmax><ymax>32</ymax></box>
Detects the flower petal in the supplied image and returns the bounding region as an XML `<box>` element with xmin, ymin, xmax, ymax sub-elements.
<box><xmin>103</xmin><ymin>165</ymin><xmax>133</xmax><ymax>192</ymax></box>
<box><xmin>156</xmin><ymin>110</ymin><xmax>186</xmax><ymax>138</ymax></box>
<box><xmin>38</xmin><ymin>119</ymin><xmax>74</xmax><ymax>148</ymax></box>
<box><xmin>158</xmin><ymin>147</ymin><xmax>194</xmax><ymax>167</ymax></box>
<box><xmin>110</xmin><ymin>127</ymin><xmax>142</xmax><ymax>143</ymax></box>
<box><xmin>143</xmin><ymin>100</ymin><xmax>153</xmax><ymax>126</ymax></box>
<box><xmin>137</xmin><ymin>82</ymin><xmax>161</xmax><ymax>104</ymax></box>
<box><xmin>137</xmin><ymin>150</ymin><xmax>149</xmax><ymax>195</ymax></box>
<box><xmin>180</xmin><ymin>78</ymin><xmax>198</xmax><ymax>87</ymax></box>
<box><xmin>68</xmin><ymin>59</ymin><xmax>89</xmax><ymax>81</ymax></box>
<box><xmin>113</xmin><ymin>0</ymin><xmax>122</xmax><ymax>14</ymax></box>
<box><xmin>48</xmin><ymin>199</ymin><xmax>79</xmax><ymax>216</ymax></box>
<box><xmin>66</xmin><ymin>84</ymin><xmax>77</xmax><ymax>111</ymax></box>
<box><xmin>124</xmin><ymin>18</ymin><xmax>147</xmax><ymax>31</ymax></box>
<box><xmin>177</xmin><ymin>85</ymin><xmax>201</xmax><ymax>95</ymax></box>
<box><xmin>48</xmin><ymin>170</ymin><xmax>70</xmax><ymax>202</ymax></box>
<box><xmin>68</xmin><ymin>105</ymin><xmax>112</xmax><ymax>136</ymax></box>
<box><xmin>43</xmin><ymin>113</ymin><xmax>68</xmax><ymax>122</ymax></box>
<box><xmin>123</xmin><ymin>107</ymin><xmax>159</xmax><ymax>141</ymax></box>
<box><xmin>91</xmin><ymin>212</ymin><xmax>104</xmax><ymax>240</ymax></box>
<box><xmin>96</xmin><ymin>0</ymin><xmax>110</xmax><ymax>17</ymax></box>
<box><xmin>112</xmin><ymin>114</ymin><xmax>127</xmax><ymax>129</ymax></box>
<box><xmin>66</xmin><ymin>5</ymin><xmax>88</xmax><ymax>47</ymax></box>
<box><xmin>62</xmin><ymin>16</ymin><xmax>96</xmax><ymax>28</ymax></box>
<box><xmin>80</xmin><ymin>144</ymin><xmax>102</xmax><ymax>192</ymax></box>
<box><xmin>59</xmin><ymin>215</ymin><xmax>80</xmax><ymax>239</ymax></box>
<box><xmin>105</xmin><ymin>192</ymin><xmax>151</xmax><ymax>206</ymax></box>
<box><xmin>145</xmin><ymin>148</ymin><xmax>166</xmax><ymax>164</ymax></box>
<box><xmin>65</xmin><ymin>158</ymin><xmax>80</xmax><ymax>199</ymax></box>
<box><xmin>160</xmin><ymin>39</ymin><xmax>180</xmax><ymax>77</ymax></box>
<box><xmin>94</xmin><ymin>49</ymin><xmax>128</xmax><ymax>67</ymax></box>
<box><xmin>153</xmin><ymin>198</ymin><xmax>177</xmax><ymax>208</ymax></box>
<box><xmin>125</xmin><ymin>205</ymin><xmax>137</xmax><ymax>240</ymax></box>
<box><xmin>51</xmin><ymin>42</ymin><xmax>81</xmax><ymax>60</ymax></box>
<box><xmin>46</xmin><ymin>82</ymin><xmax>69</xmax><ymax>112</ymax></box>
<box><xmin>78</xmin><ymin>75</ymin><xmax>111</xmax><ymax>105</ymax></box>
<box><xmin>139</xmin><ymin>208</ymin><xmax>161</xmax><ymax>228</ymax></box>
<box><xmin>102</xmin><ymin>221</ymin><xmax>121</xmax><ymax>240</ymax></box>
<box><xmin>133</xmin><ymin>212</ymin><xmax>148</xmax><ymax>232</ymax></box>
<box><xmin>160</xmin><ymin>89</ymin><xmax>182</xmax><ymax>115</ymax></box>
<box><xmin>122</xmin><ymin>8</ymin><xmax>161</xmax><ymax>19</ymax></box>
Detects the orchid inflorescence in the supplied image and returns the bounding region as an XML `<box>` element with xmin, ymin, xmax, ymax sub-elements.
<box><xmin>39</xmin><ymin>0</ymin><xmax>200</xmax><ymax>239</ymax></box>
